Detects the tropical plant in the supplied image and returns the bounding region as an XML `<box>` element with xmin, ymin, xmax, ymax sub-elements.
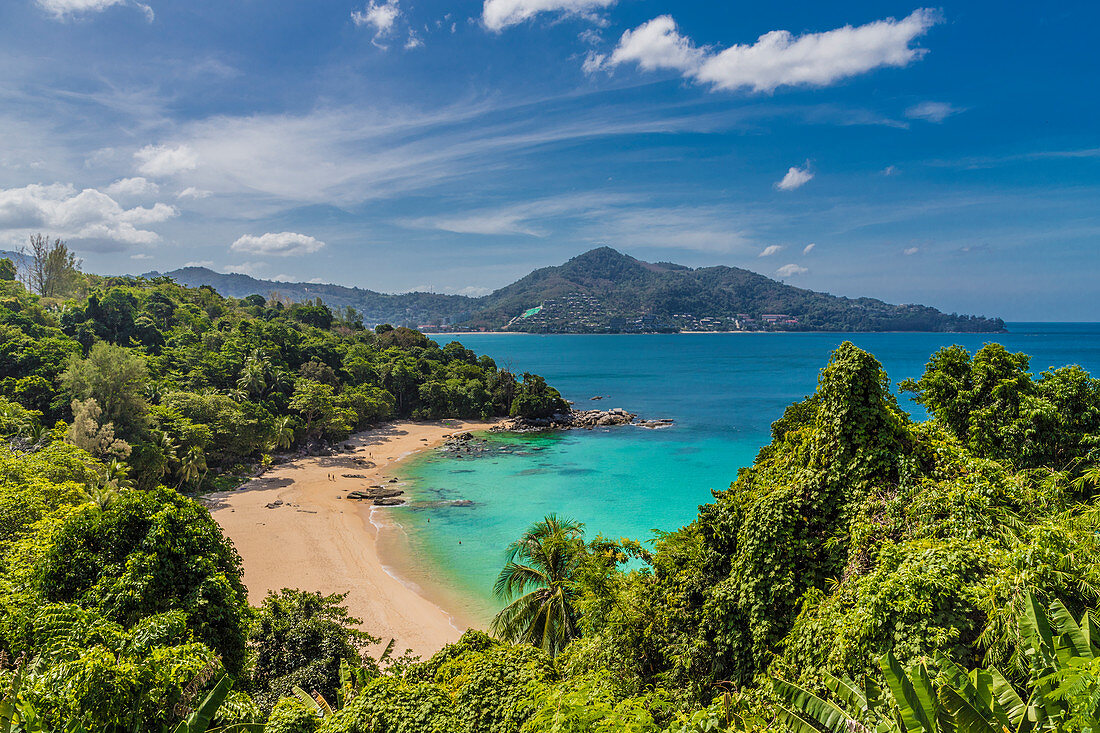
<box><xmin>491</xmin><ymin>514</ymin><xmax>585</xmax><ymax>658</ymax></box>
<box><xmin>178</xmin><ymin>446</ymin><xmax>207</xmax><ymax>489</ymax></box>
<box><xmin>272</xmin><ymin>417</ymin><xmax>296</xmax><ymax>451</ymax></box>
<box><xmin>771</xmin><ymin>593</ymin><xmax>1100</xmax><ymax>733</ymax></box>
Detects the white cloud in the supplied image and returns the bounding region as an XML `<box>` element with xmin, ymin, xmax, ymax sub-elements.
<box><xmin>903</xmin><ymin>246</ymin><xmax>919</xmax><ymax>255</ymax></box>
<box><xmin>134</xmin><ymin>144</ymin><xmax>198</xmax><ymax>177</ymax></box>
<box><xmin>353</xmin><ymin>0</ymin><xmax>401</xmax><ymax>46</ymax></box>
<box><xmin>224</xmin><ymin>262</ymin><xmax>265</xmax><ymax>276</ymax></box>
<box><xmin>0</xmin><ymin>183</ymin><xmax>177</xmax><ymax>247</ymax></box>
<box><xmin>882</xmin><ymin>165</ymin><xmax>898</xmax><ymax>176</ymax></box>
<box><xmin>105</xmin><ymin>177</ymin><xmax>158</xmax><ymax>199</ymax></box>
<box><xmin>230</xmin><ymin>232</ymin><xmax>325</xmax><ymax>257</ymax></box>
<box><xmin>37</xmin><ymin>0</ymin><xmax>153</xmax><ymax>22</ymax></box>
<box><xmin>776</xmin><ymin>165</ymin><xmax>813</xmax><ymax>191</ymax></box>
<box><xmin>137</xmin><ymin>97</ymin><xmax>754</xmax><ymax>210</ymax></box>
<box><xmin>406</xmin><ymin>193</ymin><xmax>635</xmax><ymax>237</ymax></box>
<box><xmin>482</xmin><ymin>0</ymin><xmax>617</xmax><ymax>32</ymax></box>
<box><xmin>184</xmin><ymin>260</ymin><xmax>215</xmax><ymax>268</ymax></box>
<box><xmin>130</xmin><ymin>253</ymin><xmax>153</xmax><ymax>260</ymax></box>
<box><xmin>776</xmin><ymin>263</ymin><xmax>808</xmax><ymax>277</ymax></box>
<box><xmin>905</xmin><ymin>101</ymin><xmax>960</xmax><ymax>123</ymax></box>
<box><xmin>758</xmin><ymin>244</ymin><xmax>782</xmax><ymax>257</ymax></box>
<box><xmin>405</xmin><ymin>30</ymin><xmax>424</xmax><ymax>49</ymax></box>
<box><xmin>603</xmin><ymin>9</ymin><xmax>939</xmax><ymax>93</ymax></box>
<box><xmin>177</xmin><ymin>187</ymin><xmax>212</xmax><ymax>200</ymax></box>
<box><xmin>802</xmin><ymin>242</ymin><xmax>816</xmax><ymax>254</ymax></box>
<box><xmin>582</xmin><ymin>51</ymin><xmax>607</xmax><ymax>75</ymax></box>
<box><xmin>606</xmin><ymin>16</ymin><xmax>707</xmax><ymax>73</ymax></box>
<box><xmin>455</xmin><ymin>285</ymin><xmax>494</xmax><ymax>297</ymax></box>
<box><xmin>578</xmin><ymin>28</ymin><xmax>602</xmax><ymax>46</ymax></box>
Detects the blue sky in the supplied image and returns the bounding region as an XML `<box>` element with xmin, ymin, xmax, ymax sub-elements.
<box><xmin>0</xmin><ymin>0</ymin><xmax>1096</xmax><ymax>320</ymax></box>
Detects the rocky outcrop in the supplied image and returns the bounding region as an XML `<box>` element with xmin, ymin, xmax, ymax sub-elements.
<box><xmin>347</xmin><ymin>487</ymin><xmax>405</xmax><ymax>505</ymax></box>
<box><xmin>490</xmin><ymin>408</ymin><xmax>673</xmax><ymax>432</ymax></box>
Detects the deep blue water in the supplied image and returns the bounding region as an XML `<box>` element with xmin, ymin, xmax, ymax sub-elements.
<box><xmin>391</xmin><ymin>324</ymin><xmax>1100</xmax><ymax>619</ymax></box>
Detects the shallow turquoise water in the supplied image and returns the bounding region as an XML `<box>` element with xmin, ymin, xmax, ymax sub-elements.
<box><xmin>392</xmin><ymin>324</ymin><xmax>1100</xmax><ymax>620</ymax></box>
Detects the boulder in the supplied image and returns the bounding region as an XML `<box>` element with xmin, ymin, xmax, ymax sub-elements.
<box><xmin>373</xmin><ymin>497</ymin><xmax>406</xmax><ymax>506</ymax></box>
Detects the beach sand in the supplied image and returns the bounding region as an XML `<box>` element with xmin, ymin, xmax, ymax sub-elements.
<box><xmin>207</xmin><ymin>420</ymin><xmax>497</xmax><ymax>658</ymax></box>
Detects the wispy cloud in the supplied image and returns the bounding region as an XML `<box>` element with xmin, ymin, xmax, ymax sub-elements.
<box><xmin>585</xmin><ymin>205</ymin><xmax>758</xmax><ymax>254</ymax></box>
<box><xmin>224</xmin><ymin>261</ymin><xmax>266</xmax><ymax>275</ymax></box>
<box><xmin>482</xmin><ymin>0</ymin><xmax>617</xmax><ymax>32</ymax></box>
<box><xmin>802</xmin><ymin>242</ymin><xmax>815</xmax><ymax>254</ymax></box>
<box><xmin>597</xmin><ymin>9</ymin><xmax>939</xmax><ymax>93</ymax></box>
<box><xmin>905</xmin><ymin>101</ymin><xmax>961</xmax><ymax>123</ymax></box>
<box><xmin>758</xmin><ymin>244</ymin><xmax>782</xmax><ymax>256</ymax></box>
<box><xmin>142</xmin><ymin>97</ymin><xmax>756</xmax><ymax>210</ymax></box>
<box><xmin>405</xmin><ymin>192</ymin><xmax>635</xmax><ymax>236</ymax></box>
<box><xmin>36</xmin><ymin>0</ymin><xmax>153</xmax><ymax>22</ymax></box>
<box><xmin>134</xmin><ymin>145</ymin><xmax>198</xmax><ymax>177</ymax></box>
<box><xmin>925</xmin><ymin>147</ymin><xmax>1100</xmax><ymax>170</ymax></box>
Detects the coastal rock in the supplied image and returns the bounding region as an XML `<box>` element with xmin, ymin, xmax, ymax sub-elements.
<box><xmin>347</xmin><ymin>487</ymin><xmax>404</xmax><ymax>501</ymax></box>
<box><xmin>636</xmin><ymin>418</ymin><xmax>675</xmax><ymax>429</ymax></box>
<box><xmin>490</xmin><ymin>407</ymin><xmax>665</xmax><ymax>433</ymax></box>
<box><xmin>373</xmin><ymin>497</ymin><xmax>405</xmax><ymax>506</ymax></box>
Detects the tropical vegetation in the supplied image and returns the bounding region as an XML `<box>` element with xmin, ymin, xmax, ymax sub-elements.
<box><xmin>0</xmin><ymin>239</ymin><xmax>1097</xmax><ymax>729</ymax></box>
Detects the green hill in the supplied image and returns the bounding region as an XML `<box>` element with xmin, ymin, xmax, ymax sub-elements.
<box><xmin>149</xmin><ymin>247</ymin><xmax>1003</xmax><ymax>333</ymax></box>
<box><xmin>466</xmin><ymin>247</ymin><xmax>1005</xmax><ymax>332</ymax></box>
<box><xmin>145</xmin><ymin>266</ymin><xmax>476</xmax><ymax>327</ymax></box>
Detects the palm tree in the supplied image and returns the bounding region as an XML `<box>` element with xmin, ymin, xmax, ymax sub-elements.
<box><xmin>490</xmin><ymin>514</ymin><xmax>584</xmax><ymax>657</ymax></box>
<box><xmin>237</xmin><ymin>354</ymin><xmax>268</xmax><ymax>397</ymax></box>
<box><xmin>272</xmin><ymin>416</ymin><xmax>296</xmax><ymax>451</ymax></box>
<box><xmin>177</xmin><ymin>445</ymin><xmax>207</xmax><ymax>489</ymax></box>
<box><xmin>80</xmin><ymin>483</ymin><xmax>120</xmax><ymax>510</ymax></box>
<box><xmin>154</xmin><ymin>430</ymin><xmax>178</xmax><ymax>465</ymax></box>
<box><xmin>101</xmin><ymin>458</ymin><xmax>133</xmax><ymax>490</ymax></box>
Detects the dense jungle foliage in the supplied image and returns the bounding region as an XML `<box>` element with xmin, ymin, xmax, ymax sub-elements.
<box><xmin>0</xmin><ymin>247</ymin><xmax>1097</xmax><ymax>731</ymax></box>
<box><xmin>0</xmin><ymin>253</ymin><xmax>566</xmax><ymax>492</ymax></box>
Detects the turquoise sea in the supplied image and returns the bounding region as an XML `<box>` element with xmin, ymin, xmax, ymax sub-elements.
<box><xmin>388</xmin><ymin>324</ymin><xmax>1100</xmax><ymax>623</ymax></box>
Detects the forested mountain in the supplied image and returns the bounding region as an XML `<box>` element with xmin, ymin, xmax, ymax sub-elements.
<box><xmin>466</xmin><ymin>247</ymin><xmax>1005</xmax><ymax>332</ymax></box>
<box><xmin>146</xmin><ymin>266</ymin><xmax>475</xmax><ymax>328</ymax></box>
<box><xmin>151</xmin><ymin>247</ymin><xmax>1004</xmax><ymax>333</ymax></box>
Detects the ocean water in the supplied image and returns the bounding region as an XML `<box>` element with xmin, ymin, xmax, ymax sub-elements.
<box><xmin>388</xmin><ymin>324</ymin><xmax>1100</xmax><ymax>622</ymax></box>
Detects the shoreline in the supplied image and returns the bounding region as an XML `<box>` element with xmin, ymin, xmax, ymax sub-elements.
<box><xmin>206</xmin><ymin>420</ymin><xmax>499</xmax><ymax>658</ymax></box>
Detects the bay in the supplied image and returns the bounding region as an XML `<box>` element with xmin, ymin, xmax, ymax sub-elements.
<box><xmin>388</xmin><ymin>324</ymin><xmax>1100</xmax><ymax>622</ymax></box>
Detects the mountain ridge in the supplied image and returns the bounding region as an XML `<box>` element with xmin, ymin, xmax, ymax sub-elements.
<box><xmin>142</xmin><ymin>246</ymin><xmax>1003</xmax><ymax>332</ymax></box>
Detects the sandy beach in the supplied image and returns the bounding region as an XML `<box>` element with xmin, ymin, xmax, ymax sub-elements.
<box><xmin>207</xmin><ymin>420</ymin><xmax>498</xmax><ymax>658</ymax></box>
